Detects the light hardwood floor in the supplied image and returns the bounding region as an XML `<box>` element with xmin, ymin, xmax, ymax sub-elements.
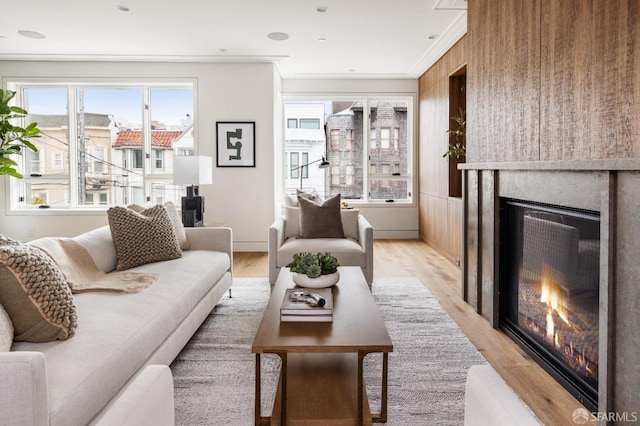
<box><xmin>233</xmin><ymin>239</ymin><xmax>584</xmax><ymax>426</ymax></box>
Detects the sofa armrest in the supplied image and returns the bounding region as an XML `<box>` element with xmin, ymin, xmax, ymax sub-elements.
<box><xmin>357</xmin><ymin>215</ymin><xmax>374</xmax><ymax>285</ymax></box>
<box><xmin>93</xmin><ymin>365</ymin><xmax>174</xmax><ymax>426</ymax></box>
<box><xmin>268</xmin><ymin>217</ymin><xmax>286</xmax><ymax>284</ymax></box>
<box><xmin>464</xmin><ymin>364</ymin><xmax>541</xmax><ymax>426</ymax></box>
<box><xmin>0</xmin><ymin>351</ymin><xmax>49</xmax><ymax>426</ymax></box>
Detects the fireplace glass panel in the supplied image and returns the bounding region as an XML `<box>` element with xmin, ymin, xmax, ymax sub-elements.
<box><xmin>500</xmin><ymin>199</ymin><xmax>599</xmax><ymax>410</ymax></box>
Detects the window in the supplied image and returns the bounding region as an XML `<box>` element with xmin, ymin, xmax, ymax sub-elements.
<box><xmin>94</xmin><ymin>148</ymin><xmax>105</xmax><ymax>173</ymax></box>
<box><xmin>290</xmin><ymin>152</ymin><xmax>300</xmax><ymax>179</ymax></box>
<box><xmin>52</xmin><ymin>153</ymin><xmax>63</xmax><ymax>170</ymax></box>
<box><xmin>345</xmin><ymin>130</ymin><xmax>355</xmax><ymax>151</ymax></box>
<box><xmin>331</xmin><ymin>165</ymin><xmax>341</xmax><ymax>186</ymax></box>
<box><xmin>330</xmin><ymin>130</ymin><xmax>340</xmax><ymax>151</ymax></box>
<box><xmin>154</xmin><ymin>149</ymin><xmax>163</xmax><ymax>170</ymax></box>
<box><xmin>380</xmin><ymin>128</ymin><xmax>390</xmax><ymax>149</ymax></box>
<box><xmin>300</xmin><ymin>118</ymin><xmax>320</xmax><ymax>129</ymax></box>
<box><xmin>287</xmin><ymin>118</ymin><xmax>298</xmax><ymax>128</ymax></box>
<box><xmin>30</xmin><ymin>150</ymin><xmax>42</xmax><ymax>174</ymax></box>
<box><xmin>289</xmin><ymin>152</ymin><xmax>309</xmax><ymax>179</ymax></box>
<box><xmin>345</xmin><ymin>165</ymin><xmax>355</xmax><ymax>186</ymax></box>
<box><xmin>132</xmin><ymin>149</ymin><xmax>143</xmax><ymax>169</ymax></box>
<box><xmin>283</xmin><ymin>97</ymin><xmax>413</xmax><ymax>203</ymax></box>
<box><xmin>7</xmin><ymin>82</ymin><xmax>194</xmax><ymax>209</ymax></box>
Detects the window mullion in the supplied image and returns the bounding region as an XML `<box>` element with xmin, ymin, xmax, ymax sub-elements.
<box><xmin>68</xmin><ymin>86</ymin><xmax>79</xmax><ymax>208</ymax></box>
<box><xmin>142</xmin><ymin>87</ymin><xmax>151</xmax><ymax>203</ymax></box>
<box><xmin>362</xmin><ymin>98</ymin><xmax>370</xmax><ymax>203</ymax></box>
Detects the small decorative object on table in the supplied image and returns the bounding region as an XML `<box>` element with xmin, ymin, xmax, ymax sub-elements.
<box><xmin>286</xmin><ymin>252</ymin><xmax>340</xmax><ymax>289</ymax></box>
<box><xmin>280</xmin><ymin>287</ymin><xmax>333</xmax><ymax>322</ymax></box>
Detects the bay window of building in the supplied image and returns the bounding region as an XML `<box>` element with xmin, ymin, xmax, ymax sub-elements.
<box><xmin>283</xmin><ymin>97</ymin><xmax>413</xmax><ymax>204</ymax></box>
<box><xmin>7</xmin><ymin>81</ymin><xmax>194</xmax><ymax>210</ymax></box>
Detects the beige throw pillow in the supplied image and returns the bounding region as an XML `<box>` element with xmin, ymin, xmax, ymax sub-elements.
<box><xmin>128</xmin><ymin>202</ymin><xmax>190</xmax><ymax>250</ymax></box>
<box><xmin>108</xmin><ymin>205</ymin><xmax>182</xmax><ymax>271</ymax></box>
<box><xmin>0</xmin><ymin>235</ymin><xmax>77</xmax><ymax>342</ymax></box>
<box><xmin>298</xmin><ymin>194</ymin><xmax>345</xmax><ymax>239</ymax></box>
<box><xmin>341</xmin><ymin>209</ymin><xmax>360</xmax><ymax>240</ymax></box>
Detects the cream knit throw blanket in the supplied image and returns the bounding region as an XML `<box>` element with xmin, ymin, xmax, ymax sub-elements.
<box><xmin>32</xmin><ymin>238</ymin><xmax>157</xmax><ymax>293</ymax></box>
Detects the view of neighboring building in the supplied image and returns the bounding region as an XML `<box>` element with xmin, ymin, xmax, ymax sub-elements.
<box><xmin>23</xmin><ymin>113</ymin><xmax>193</xmax><ymax>207</ymax></box>
<box><xmin>284</xmin><ymin>100</ymin><xmax>410</xmax><ymax>202</ymax></box>
<box><xmin>26</xmin><ymin>113</ymin><xmax>114</xmax><ymax>207</ymax></box>
<box><xmin>112</xmin><ymin>127</ymin><xmax>193</xmax><ymax>206</ymax></box>
<box><xmin>284</xmin><ymin>103</ymin><xmax>328</xmax><ymax>197</ymax></box>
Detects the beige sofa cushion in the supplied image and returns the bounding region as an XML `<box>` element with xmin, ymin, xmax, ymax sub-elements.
<box><xmin>108</xmin><ymin>205</ymin><xmax>182</xmax><ymax>271</ymax></box>
<box><xmin>0</xmin><ymin>236</ymin><xmax>77</xmax><ymax>342</ymax></box>
<box><xmin>0</xmin><ymin>303</ymin><xmax>13</xmax><ymax>351</ymax></box>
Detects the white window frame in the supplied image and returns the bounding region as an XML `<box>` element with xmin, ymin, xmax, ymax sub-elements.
<box><xmin>282</xmin><ymin>94</ymin><xmax>415</xmax><ymax>206</ymax></box>
<box><xmin>5</xmin><ymin>78</ymin><xmax>196</xmax><ymax>212</ymax></box>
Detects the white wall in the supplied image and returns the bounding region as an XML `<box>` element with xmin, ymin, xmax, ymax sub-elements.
<box><xmin>0</xmin><ymin>61</ymin><xmax>276</xmax><ymax>250</ymax></box>
<box><xmin>280</xmin><ymin>78</ymin><xmax>420</xmax><ymax>239</ymax></box>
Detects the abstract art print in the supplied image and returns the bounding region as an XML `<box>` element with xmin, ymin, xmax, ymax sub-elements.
<box><xmin>216</xmin><ymin>122</ymin><xmax>255</xmax><ymax>167</ymax></box>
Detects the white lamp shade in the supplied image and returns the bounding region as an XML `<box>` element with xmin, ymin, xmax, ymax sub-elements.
<box><xmin>173</xmin><ymin>155</ymin><xmax>213</xmax><ymax>185</ymax></box>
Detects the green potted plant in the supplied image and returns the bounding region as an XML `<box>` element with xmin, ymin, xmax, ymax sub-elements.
<box><xmin>0</xmin><ymin>89</ymin><xmax>41</xmax><ymax>178</ymax></box>
<box><xmin>287</xmin><ymin>252</ymin><xmax>340</xmax><ymax>288</ymax></box>
<box><xmin>443</xmin><ymin>106</ymin><xmax>466</xmax><ymax>159</ymax></box>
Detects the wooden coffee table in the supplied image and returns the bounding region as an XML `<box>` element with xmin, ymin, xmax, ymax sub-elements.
<box><xmin>251</xmin><ymin>266</ymin><xmax>393</xmax><ymax>425</ymax></box>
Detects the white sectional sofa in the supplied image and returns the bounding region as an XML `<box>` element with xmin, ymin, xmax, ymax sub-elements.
<box><xmin>0</xmin><ymin>225</ymin><xmax>233</xmax><ymax>426</ymax></box>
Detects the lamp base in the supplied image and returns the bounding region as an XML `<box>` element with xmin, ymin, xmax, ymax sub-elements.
<box><xmin>181</xmin><ymin>195</ymin><xmax>204</xmax><ymax>227</ymax></box>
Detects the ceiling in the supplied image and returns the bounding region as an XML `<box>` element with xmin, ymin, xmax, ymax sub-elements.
<box><xmin>0</xmin><ymin>0</ymin><xmax>467</xmax><ymax>79</ymax></box>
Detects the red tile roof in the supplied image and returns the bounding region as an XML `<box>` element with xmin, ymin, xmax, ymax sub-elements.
<box><xmin>113</xmin><ymin>130</ymin><xmax>183</xmax><ymax>148</ymax></box>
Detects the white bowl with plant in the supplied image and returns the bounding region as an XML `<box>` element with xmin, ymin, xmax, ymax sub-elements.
<box><xmin>286</xmin><ymin>252</ymin><xmax>340</xmax><ymax>288</ymax></box>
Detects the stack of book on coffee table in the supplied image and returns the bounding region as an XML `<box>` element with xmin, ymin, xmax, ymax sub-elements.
<box><xmin>280</xmin><ymin>287</ymin><xmax>333</xmax><ymax>322</ymax></box>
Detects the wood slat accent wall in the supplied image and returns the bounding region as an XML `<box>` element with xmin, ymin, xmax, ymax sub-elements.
<box><xmin>468</xmin><ymin>0</ymin><xmax>640</xmax><ymax>163</ymax></box>
<box><xmin>467</xmin><ymin>0</ymin><xmax>541</xmax><ymax>163</ymax></box>
<box><xmin>540</xmin><ymin>0</ymin><xmax>640</xmax><ymax>160</ymax></box>
<box><xmin>418</xmin><ymin>36</ymin><xmax>467</xmax><ymax>264</ymax></box>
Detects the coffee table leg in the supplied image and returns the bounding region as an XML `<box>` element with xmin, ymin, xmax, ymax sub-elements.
<box><xmin>359</xmin><ymin>351</ymin><xmax>389</xmax><ymax>424</ymax></box>
<box><xmin>358</xmin><ymin>351</ymin><xmax>365</xmax><ymax>425</ymax></box>
<box><xmin>279</xmin><ymin>352</ymin><xmax>287</xmax><ymax>425</ymax></box>
<box><xmin>255</xmin><ymin>352</ymin><xmax>289</xmax><ymax>426</ymax></box>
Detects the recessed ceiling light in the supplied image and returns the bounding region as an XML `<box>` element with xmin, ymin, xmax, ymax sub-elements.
<box><xmin>317</xmin><ymin>6</ymin><xmax>328</xmax><ymax>13</ymax></box>
<box><xmin>17</xmin><ymin>30</ymin><xmax>46</xmax><ymax>39</ymax></box>
<box><xmin>318</xmin><ymin>37</ymin><xmax>327</xmax><ymax>42</ymax></box>
<box><xmin>267</xmin><ymin>32</ymin><xmax>289</xmax><ymax>41</ymax></box>
<box><xmin>428</xmin><ymin>34</ymin><xmax>440</xmax><ymax>40</ymax></box>
<box><xmin>116</xmin><ymin>5</ymin><xmax>130</xmax><ymax>12</ymax></box>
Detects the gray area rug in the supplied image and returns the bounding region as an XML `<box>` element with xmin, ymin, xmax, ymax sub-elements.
<box><xmin>170</xmin><ymin>277</ymin><xmax>487</xmax><ymax>425</ymax></box>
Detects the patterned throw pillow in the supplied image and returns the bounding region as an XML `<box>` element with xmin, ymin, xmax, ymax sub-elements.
<box><xmin>108</xmin><ymin>204</ymin><xmax>182</xmax><ymax>271</ymax></box>
<box><xmin>0</xmin><ymin>235</ymin><xmax>77</xmax><ymax>342</ymax></box>
<box><xmin>128</xmin><ymin>202</ymin><xmax>189</xmax><ymax>251</ymax></box>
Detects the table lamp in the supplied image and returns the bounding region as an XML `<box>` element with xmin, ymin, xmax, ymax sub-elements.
<box><xmin>173</xmin><ymin>155</ymin><xmax>212</xmax><ymax>227</ymax></box>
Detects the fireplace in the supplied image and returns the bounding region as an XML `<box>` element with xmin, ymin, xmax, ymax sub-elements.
<box><xmin>499</xmin><ymin>198</ymin><xmax>600</xmax><ymax>411</ymax></box>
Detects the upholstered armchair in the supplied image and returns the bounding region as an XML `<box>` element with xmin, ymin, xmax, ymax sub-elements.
<box><xmin>268</xmin><ymin>194</ymin><xmax>373</xmax><ymax>287</ymax></box>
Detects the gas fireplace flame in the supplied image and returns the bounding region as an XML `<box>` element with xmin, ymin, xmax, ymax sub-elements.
<box><xmin>540</xmin><ymin>278</ymin><xmax>569</xmax><ymax>324</ymax></box>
